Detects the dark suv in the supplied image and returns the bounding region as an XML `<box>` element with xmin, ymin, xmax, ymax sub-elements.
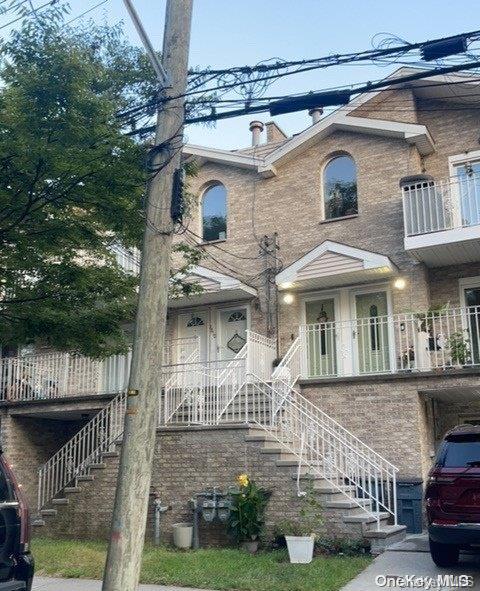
<box><xmin>0</xmin><ymin>451</ymin><xmax>34</xmax><ymax>590</ymax></box>
<box><xmin>425</xmin><ymin>424</ymin><xmax>480</xmax><ymax>567</ymax></box>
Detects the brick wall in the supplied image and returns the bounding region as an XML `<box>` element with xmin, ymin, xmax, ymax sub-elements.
<box><xmin>36</xmin><ymin>425</ymin><xmax>358</xmax><ymax>544</ymax></box>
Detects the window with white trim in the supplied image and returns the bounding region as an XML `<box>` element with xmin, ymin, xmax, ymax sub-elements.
<box><xmin>322</xmin><ymin>155</ymin><xmax>357</xmax><ymax>220</ymax></box>
<box><xmin>201</xmin><ymin>183</ymin><xmax>227</xmax><ymax>242</ymax></box>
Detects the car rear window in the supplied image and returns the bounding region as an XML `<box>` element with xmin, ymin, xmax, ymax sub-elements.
<box><xmin>436</xmin><ymin>439</ymin><xmax>480</xmax><ymax>467</ymax></box>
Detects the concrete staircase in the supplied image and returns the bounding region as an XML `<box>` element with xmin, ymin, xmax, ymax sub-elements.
<box><xmin>33</xmin><ymin>423</ymin><xmax>405</xmax><ymax>553</ymax></box>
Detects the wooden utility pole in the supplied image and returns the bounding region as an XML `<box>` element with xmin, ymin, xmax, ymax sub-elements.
<box><xmin>102</xmin><ymin>2</ymin><xmax>193</xmax><ymax>590</ymax></box>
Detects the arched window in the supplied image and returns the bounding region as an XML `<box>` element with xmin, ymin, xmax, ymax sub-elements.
<box><xmin>322</xmin><ymin>155</ymin><xmax>357</xmax><ymax>220</ymax></box>
<box><xmin>202</xmin><ymin>183</ymin><xmax>227</xmax><ymax>242</ymax></box>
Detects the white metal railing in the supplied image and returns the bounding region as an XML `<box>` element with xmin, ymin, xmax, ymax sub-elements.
<box><xmin>245</xmin><ymin>330</ymin><xmax>276</xmax><ymax>381</ymax></box>
<box><xmin>246</xmin><ymin>377</ymin><xmax>398</xmax><ymax>528</ymax></box>
<box><xmin>0</xmin><ymin>337</ymin><xmax>199</xmax><ymax>403</ymax></box>
<box><xmin>108</xmin><ymin>243</ymin><xmax>141</xmax><ymax>275</ymax></box>
<box><xmin>37</xmin><ymin>391</ymin><xmax>127</xmax><ymax>511</ymax></box>
<box><xmin>403</xmin><ymin>174</ymin><xmax>480</xmax><ymax>236</ymax></box>
<box><xmin>297</xmin><ymin>305</ymin><xmax>480</xmax><ymax>380</ymax></box>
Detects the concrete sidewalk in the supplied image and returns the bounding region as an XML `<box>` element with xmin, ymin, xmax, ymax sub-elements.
<box><xmin>32</xmin><ymin>577</ymin><xmax>215</xmax><ymax>591</ymax></box>
<box><xmin>341</xmin><ymin>534</ymin><xmax>480</xmax><ymax>590</ymax></box>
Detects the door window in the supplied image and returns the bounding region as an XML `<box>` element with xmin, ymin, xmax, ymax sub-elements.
<box><xmin>464</xmin><ymin>286</ymin><xmax>480</xmax><ymax>365</ymax></box>
<box><xmin>219</xmin><ymin>308</ymin><xmax>247</xmax><ymax>360</ymax></box>
<box><xmin>453</xmin><ymin>160</ymin><xmax>480</xmax><ymax>227</ymax></box>
<box><xmin>354</xmin><ymin>291</ymin><xmax>390</xmax><ymax>374</ymax></box>
<box><xmin>305</xmin><ymin>298</ymin><xmax>337</xmax><ymax>377</ymax></box>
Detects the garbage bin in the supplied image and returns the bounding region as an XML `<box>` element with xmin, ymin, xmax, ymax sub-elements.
<box><xmin>396</xmin><ymin>478</ymin><xmax>423</xmax><ymax>534</ymax></box>
<box><xmin>173</xmin><ymin>522</ymin><xmax>193</xmax><ymax>549</ymax></box>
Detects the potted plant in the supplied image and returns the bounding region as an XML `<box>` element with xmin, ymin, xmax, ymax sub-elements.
<box><xmin>448</xmin><ymin>331</ymin><xmax>471</xmax><ymax>368</ymax></box>
<box><xmin>277</xmin><ymin>484</ymin><xmax>324</xmax><ymax>564</ymax></box>
<box><xmin>227</xmin><ymin>474</ymin><xmax>270</xmax><ymax>554</ymax></box>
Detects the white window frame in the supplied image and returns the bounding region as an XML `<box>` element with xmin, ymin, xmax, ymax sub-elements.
<box><xmin>320</xmin><ymin>153</ymin><xmax>358</xmax><ymax>222</ymax></box>
<box><xmin>459</xmin><ymin>275</ymin><xmax>480</xmax><ymax>309</ymax></box>
<box><xmin>199</xmin><ymin>182</ymin><xmax>228</xmax><ymax>243</ymax></box>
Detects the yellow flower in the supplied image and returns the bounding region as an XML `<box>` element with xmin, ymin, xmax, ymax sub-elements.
<box><xmin>237</xmin><ymin>473</ymin><xmax>249</xmax><ymax>487</ymax></box>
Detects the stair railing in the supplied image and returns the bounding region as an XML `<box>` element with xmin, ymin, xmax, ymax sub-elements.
<box><xmin>246</xmin><ymin>376</ymin><xmax>398</xmax><ymax>529</ymax></box>
<box><xmin>37</xmin><ymin>391</ymin><xmax>127</xmax><ymax>512</ymax></box>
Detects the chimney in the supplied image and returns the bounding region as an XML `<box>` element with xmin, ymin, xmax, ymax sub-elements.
<box><xmin>249</xmin><ymin>120</ymin><xmax>264</xmax><ymax>147</ymax></box>
<box><xmin>265</xmin><ymin>121</ymin><xmax>288</xmax><ymax>143</ymax></box>
<box><xmin>308</xmin><ymin>107</ymin><xmax>323</xmax><ymax>125</ymax></box>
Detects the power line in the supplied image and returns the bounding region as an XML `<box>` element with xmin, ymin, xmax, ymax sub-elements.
<box><xmin>63</xmin><ymin>0</ymin><xmax>109</xmax><ymax>27</ymax></box>
<box><xmin>0</xmin><ymin>0</ymin><xmax>59</xmax><ymax>30</ymax></box>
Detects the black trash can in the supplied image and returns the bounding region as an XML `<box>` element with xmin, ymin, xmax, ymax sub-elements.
<box><xmin>396</xmin><ymin>477</ymin><xmax>423</xmax><ymax>533</ymax></box>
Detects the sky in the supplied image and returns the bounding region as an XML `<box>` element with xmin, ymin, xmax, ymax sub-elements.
<box><xmin>7</xmin><ymin>0</ymin><xmax>480</xmax><ymax>149</ymax></box>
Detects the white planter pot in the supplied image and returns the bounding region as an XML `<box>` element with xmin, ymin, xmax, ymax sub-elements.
<box><xmin>173</xmin><ymin>522</ymin><xmax>193</xmax><ymax>549</ymax></box>
<box><xmin>285</xmin><ymin>535</ymin><xmax>315</xmax><ymax>564</ymax></box>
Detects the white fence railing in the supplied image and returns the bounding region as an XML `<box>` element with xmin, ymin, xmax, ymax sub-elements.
<box><xmin>37</xmin><ymin>391</ymin><xmax>127</xmax><ymax>511</ymax></box>
<box><xmin>245</xmin><ymin>330</ymin><xmax>276</xmax><ymax>382</ymax></box>
<box><xmin>0</xmin><ymin>337</ymin><xmax>199</xmax><ymax>402</ymax></box>
<box><xmin>246</xmin><ymin>377</ymin><xmax>398</xmax><ymax>528</ymax></box>
<box><xmin>297</xmin><ymin>305</ymin><xmax>480</xmax><ymax>380</ymax></box>
<box><xmin>403</xmin><ymin>174</ymin><xmax>480</xmax><ymax>236</ymax></box>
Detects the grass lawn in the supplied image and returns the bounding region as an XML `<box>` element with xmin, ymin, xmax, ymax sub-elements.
<box><xmin>33</xmin><ymin>538</ymin><xmax>371</xmax><ymax>591</ymax></box>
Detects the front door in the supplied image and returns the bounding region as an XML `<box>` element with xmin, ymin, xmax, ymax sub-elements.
<box><xmin>178</xmin><ymin>311</ymin><xmax>208</xmax><ymax>362</ymax></box>
<box><xmin>453</xmin><ymin>159</ymin><xmax>480</xmax><ymax>227</ymax></box>
<box><xmin>304</xmin><ymin>297</ymin><xmax>338</xmax><ymax>377</ymax></box>
<box><xmin>218</xmin><ymin>308</ymin><xmax>248</xmax><ymax>361</ymax></box>
<box><xmin>352</xmin><ymin>290</ymin><xmax>391</xmax><ymax>374</ymax></box>
<box><xmin>464</xmin><ymin>285</ymin><xmax>480</xmax><ymax>365</ymax></box>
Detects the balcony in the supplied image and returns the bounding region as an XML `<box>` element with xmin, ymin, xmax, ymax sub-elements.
<box><xmin>292</xmin><ymin>305</ymin><xmax>480</xmax><ymax>381</ymax></box>
<box><xmin>403</xmin><ymin>175</ymin><xmax>480</xmax><ymax>266</ymax></box>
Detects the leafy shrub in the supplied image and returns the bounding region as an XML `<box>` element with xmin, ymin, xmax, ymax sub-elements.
<box><xmin>227</xmin><ymin>474</ymin><xmax>271</xmax><ymax>543</ymax></box>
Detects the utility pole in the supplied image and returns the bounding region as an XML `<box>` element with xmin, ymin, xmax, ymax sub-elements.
<box><xmin>261</xmin><ymin>233</ymin><xmax>279</xmax><ymax>339</ymax></box>
<box><xmin>102</xmin><ymin>2</ymin><xmax>193</xmax><ymax>590</ymax></box>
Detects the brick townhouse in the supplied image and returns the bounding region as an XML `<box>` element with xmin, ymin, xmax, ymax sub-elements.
<box><xmin>1</xmin><ymin>66</ymin><xmax>480</xmax><ymax>549</ymax></box>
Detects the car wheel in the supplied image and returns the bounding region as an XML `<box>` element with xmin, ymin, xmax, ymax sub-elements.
<box><xmin>429</xmin><ymin>538</ymin><xmax>460</xmax><ymax>567</ymax></box>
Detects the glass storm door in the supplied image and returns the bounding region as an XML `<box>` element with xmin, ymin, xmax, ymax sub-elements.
<box><xmin>305</xmin><ymin>298</ymin><xmax>338</xmax><ymax>377</ymax></box>
<box><xmin>218</xmin><ymin>308</ymin><xmax>248</xmax><ymax>361</ymax></box>
<box><xmin>352</xmin><ymin>291</ymin><xmax>391</xmax><ymax>375</ymax></box>
<box><xmin>464</xmin><ymin>287</ymin><xmax>480</xmax><ymax>365</ymax></box>
<box><xmin>454</xmin><ymin>160</ymin><xmax>480</xmax><ymax>227</ymax></box>
<box><xmin>178</xmin><ymin>311</ymin><xmax>208</xmax><ymax>362</ymax></box>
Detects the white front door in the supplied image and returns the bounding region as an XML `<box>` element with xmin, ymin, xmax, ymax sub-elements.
<box><xmin>178</xmin><ymin>311</ymin><xmax>208</xmax><ymax>362</ymax></box>
<box><xmin>304</xmin><ymin>296</ymin><xmax>339</xmax><ymax>377</ymax></box>
<box><xmin>350</xmin><ymin>289</ymin><xmax>392</xmax><ymax>375</ymax></box>
<box><xmin>218</xmin><ymin>308</ymin><xmax>248</xmax><ymax>361</ymax></box>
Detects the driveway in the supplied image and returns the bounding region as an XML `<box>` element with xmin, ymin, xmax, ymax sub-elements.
<box><xmin>341</xmin><ymin>534</ymin><xmax>480</xmax><ymax>590</ymax></box>
<box><xmin>32</xmin><ymin>577</ymin><xmax>214</xmax><ymax>591</ymax></box>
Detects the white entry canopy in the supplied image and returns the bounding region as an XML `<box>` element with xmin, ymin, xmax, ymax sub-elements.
<box><xmin>169</xmin><ymin>265</ymin><xmax>257</xmax><ymax>308</ymax></box>
<box><xmin>276</xmin><ymin>241</ymin><xmax>398</xmax><ymax>291</ymax></box>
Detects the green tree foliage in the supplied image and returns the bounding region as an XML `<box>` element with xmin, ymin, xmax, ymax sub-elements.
<box><xmin>0</xmin><ymin>9</ymin><xmax>199</xmax><ymax>357</ymax></box>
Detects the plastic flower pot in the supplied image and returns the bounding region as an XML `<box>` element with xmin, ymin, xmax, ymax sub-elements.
<box><xmin>285</xmin><ymin>535</ymin><xmax>315</xmax><ymax>563</ymax></box>
<box><xmin>173</xmin><ymin>522</ymin><xmax>193</xmax><ymax>549</ymax></box>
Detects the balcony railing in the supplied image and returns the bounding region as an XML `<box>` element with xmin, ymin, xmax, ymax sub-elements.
<box><xmin>0</xmin><ymin>336</ymin><xmax>198</xmax><ymax>402</ymax></box>
<box><xmin>403</xmin><ymin>174</ymin><xmax>480</xmax><ymax>236</ymax></box>
<box><xmin>298</xmin><ymin>305</ymin><xmax>480</xmax><ymax>379</ymax></box>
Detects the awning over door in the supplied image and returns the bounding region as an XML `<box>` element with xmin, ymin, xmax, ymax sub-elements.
<box><xmin>275</xmin><ymin>241</ymin><xmax>398</xmax><ymax>291</ymax></box>
<box><xmin>169</xmin><ymin>265</ymin><xmax>257</xmax><ymax>308</ymax></box>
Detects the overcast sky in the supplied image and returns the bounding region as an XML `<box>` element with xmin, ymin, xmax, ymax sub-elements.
<box><xmin>7</xmin><ymin>0</ymin><xmax>480</xmax><ymax>149</ymax></box>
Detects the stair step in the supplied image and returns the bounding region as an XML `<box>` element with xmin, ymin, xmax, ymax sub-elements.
<box><xmin>77</xmin><ymin>475</ymin><xmax>94</xmax><ymax>482</ymax></box>
<box><xmin>343</xmin><ymin>511</ymin><xmax>389</xmax><ymax>524</ymax></box>
<box><xmin>325</xmin><ymin>498</ymin><xmax>372</xmax><ymax>510</ymax></box>
<box><xmin>364</xmin><ymin>524</ymin><xmax>406</xmax><ymax>539</ymax></box>
<box><xmin>40</xmin><ymin>509</ymin><xmax>57</xmax><ymax>517</ymax></box>
<box><xmin>52</xmin><ymin>498</ymin><xmax>69</xmax><ymax>506</ymax></box>
<box><xmin>314</xmin><ymin>484</ymin><xmax>356</xmax><ymax>495</ymax></box>
<box><xmin>64</xmin><ymin>487</ymin><xmax>82</xmax><ymax>494</ymax></box>
<box><xmin>277</xmin><ymin>458</ymin><xmax>323</xmax><ymax>467</ymax></box>
<box><xmin>89</xmin><ymin>463</ymin><xmax>107</xmax><ymax>470</ymax></box>
<box><xmin>102</xmin><ymin>451</ymin><xmax>120</xmax><ymax>458</ymax></box>
<box><xmin>32</xmin><ymin>519</ymin><xmax>45</xmax><ymax>527</ymax></box>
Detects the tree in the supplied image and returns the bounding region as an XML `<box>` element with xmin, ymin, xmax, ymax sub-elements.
<box><xmin>0</xmin><ymin>10</ymin><xmax>200</xmax><ymax>357</ymax></box>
